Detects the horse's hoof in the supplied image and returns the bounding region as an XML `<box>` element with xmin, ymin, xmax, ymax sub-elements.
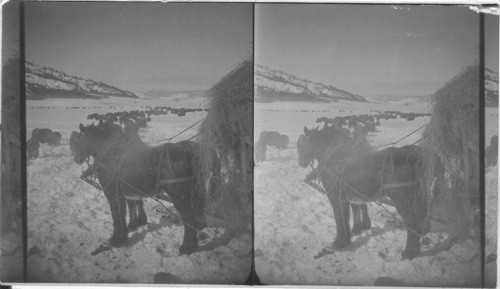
<box><xmin>351</xmin><ymin>226</ymin><xmax>362</xmax><ymax>235</ymax></box>
<box><xmin>401</xmin><ymin>249</ymin><xmax>418</xmax><ymax>260</ymax></box>
<box><xmin>178</xmin><ymin>244</ymin><xmax>196</xmax><ymax>256</ymax></box>
<box><xmin>128</xmin><ymin>223</ymin><xmax>139</xmax><ymax>231</ymax></box>
<box><xmin>361</xmin><ymin>221</ymin><xmax>371</xmax><ymax>231</ymax></box>
<box><xmin>138</xmin><ymin>217</ymin><xmax>148</xmax><ymax>227</ymax></box>
<box><xmin>129</xmin><ymin>219</ymin><xmax>147</xmax><ymax>231</ymax></box>
<box><xmin>109</xmin><ymin>235</ymin><xmax>127</xmax><ymax>247</ymax></box>
<box><xmin>333</xmin><ymin>238</ymin><xmax>350</xmax><ymax>250</ymax></box>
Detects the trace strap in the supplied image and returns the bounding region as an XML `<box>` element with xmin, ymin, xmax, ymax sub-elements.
<box><xmin>79</xmin><ymin>159</ymin><xmax>193</xmax><ymax>204</ymax></box>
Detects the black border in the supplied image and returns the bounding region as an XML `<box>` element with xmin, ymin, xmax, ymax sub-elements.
<box><xmin>19</xmin><ymin>0</ymin><xmax>27</xmax><ymax>283</ymax></box>
<box><xmin>479</xmin><ymin>11</ymin><xmax>486</xmax><ymax>289</ymax></box>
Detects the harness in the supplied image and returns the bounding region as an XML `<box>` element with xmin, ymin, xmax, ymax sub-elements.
<box><xmin>78</xmin><ymin>134</ymin><xmax>206</xmax><ymax>235</ymax></box>
<box><xmin>79</xmin><ymin>136</ymin><xmax>194</xmax><ymax>204</ymax></box>
<box><xmin>299</xmin><ymin>131</ymin><xmax>430</xmax><ymax>240</ymax></box>
<box><xmin>304</xmin><ymin>133</ymin><xmax>416</xmax><ymax>204</ymax></box>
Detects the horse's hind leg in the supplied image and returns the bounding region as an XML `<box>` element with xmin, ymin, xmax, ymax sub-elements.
<box><xmin>360</xmin><ymin>204</ymin><xmax>371</xmax><ymax>231</ymax></box>
<box><xmin>169</xmin><ymin>187</ymin><xmax>205</xmax><ymax>256</ymax></box>
<box><xmin>127</xmin><ymin>200</ymin><xmax>147</xmax><ymax>231</ymax></box>
<box><xmin>136</xmin><ymin>200</ymin><xmax>147</xmax><ymax>226</ymax></box>
<box><xmin>351</xmin><ymin>204</ymin><xmax>371</xmax><ymax>234</ymax></box>
<box><xmin>388</xmin><ymin>190</ymin><xmax>426</xmax><ymax>260</ymax></box>
<box><xmin>127</xmin><ymin>200</ymin><xmax>138</xmax><ymax>230</ymax></box>
<box><xmin>105</xmin><ymin>191</ymin><xmax>128</xmax><ymax>246</ymax></box>
<box><xmin>351</xmin><ymin>204</ymin><xmax>363</xmax><ymax>235</ymax></box>
<box><xmin>328</xmin><ymin>194</ymin><xmax>351</xmax><ymax>249</ymax></box>
<box><xmin>174</xmin><ymin>202</ymin><xmax>204</xmax><ymax>255</ymax></box>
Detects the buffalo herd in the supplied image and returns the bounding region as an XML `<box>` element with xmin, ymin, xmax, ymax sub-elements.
<box><xmin>255</xmin><ymin>110</ymin><xmax>433</xmax><ymax>163</ymax></box>
<box><xmin>27</xmin><ymin>106</ymin><xmax>206</xmax><ymax>161</ymax></box>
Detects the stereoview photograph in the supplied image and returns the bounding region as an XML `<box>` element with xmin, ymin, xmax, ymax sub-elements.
<box><xmin>0</xmin><ymin>2</ymin><xmax>498</xmax><ymax>287</ymax></box>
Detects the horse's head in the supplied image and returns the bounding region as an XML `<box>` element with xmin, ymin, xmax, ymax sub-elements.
<box><xmin>74</xmin><ymin>123</ymin><xmax>116</xmax><ymax>165</ymax></box>
<box><xmin>297</xmin><ymin>126</ymin><xmax>349</xmax><ymax>168</ymax></box>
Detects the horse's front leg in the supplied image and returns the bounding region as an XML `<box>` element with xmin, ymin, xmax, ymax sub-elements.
<box><xmin>360</xmin><ymin>204</ymin><xmax>371</xmax><ymax>231</ymax></box>
<box><xmin>351</xmin><ymin>204</ymin><xmax>363</xmax><ymax>235</ymax></box>
<box><xmin>104</xmin><ymin>189</ymin><xmax>128</xmax><ymax>246</ymax></box>
<box><xmin>136</xmin><ymin>200</ymin><xmax>148</xmax><ymax>227</ymax></box>
<box><xmin>327</xmin><ymin>191</ymin><xmax>351</xmax><ymax>250</ymax></box>
<box><xmin>127</xmin><ymin>200</ymin><xmax>148</xmax><ymax>231</ymax></box>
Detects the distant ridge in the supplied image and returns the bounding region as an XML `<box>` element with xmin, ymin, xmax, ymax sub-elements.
<box><xmin>255</xmin><ymin>65</ymin><xmax>367</xmax><ymax>103</ymax></box>
<box><xmin>26</xmin><ymin>61</ymin><xmax>138</xmax><ymax>100</ymax></box>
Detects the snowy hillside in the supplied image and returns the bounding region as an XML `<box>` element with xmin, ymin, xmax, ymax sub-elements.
<box><xmin>486</xmin><ymin>68</ymin><xmax>499</xmax><ymax>107</ymax></box>
<box><xmin>255</xmin><ymin>65</ymin><xmax>367</xmax><ymax>103</ymax></box>
<box><xmin>26</xmin><ymin>61</ymin><xmax>138</xmax><ymax>100</ymax></box>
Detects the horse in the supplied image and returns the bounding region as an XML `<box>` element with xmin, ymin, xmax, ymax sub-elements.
<box><xmin>485</xmin><ymin>135</ymin><xmax>498</xmax><ymax>167</ymax></box>
<box><xmin>73</xmin><ymin>122</ymin><xmax>212</xmax><ymax>255</ymax></box>
<box><xmin>297</xmin><ymin>126</ymin><xmax>428</xmax><ymax>259</ymax></box>
<box><xmin>300</xmin><ymin>128</ymin><xmax>370</xmax><ymax>236</ymax></box>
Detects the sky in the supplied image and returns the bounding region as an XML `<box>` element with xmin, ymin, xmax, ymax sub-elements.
<box><xmin>256</xmin><ymin>5</ymin><xmax>492</xmax><ymax>97</ymax></box>
<box><xmin>25</xmin><ymin>3</ymin><xmax>253</xmax><ymax>92</ymax></box>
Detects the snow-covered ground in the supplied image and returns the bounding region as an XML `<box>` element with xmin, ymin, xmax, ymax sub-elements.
<box><xmin>26</xmin><ymin>95</ymin><xmax>252</xmax><ymax>283</ymax></box>
<box><xmin>255</xmin><ymin>100</ymin><xmax>496</xmax><ymax>286</ymax></box>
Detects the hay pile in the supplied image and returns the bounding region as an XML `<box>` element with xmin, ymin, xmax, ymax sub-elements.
<box><xmin>418</xmin><ymin>64</ymin><xmax>480</xmax><ymax>238</ymax></box>
<box><xmin>196</xmin><ymin>59</ymin><xmax>253</xmax><ymax>231</ymax></box>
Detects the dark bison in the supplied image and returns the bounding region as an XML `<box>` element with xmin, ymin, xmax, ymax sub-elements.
<box><xmin>259</xmin><ymin>131</ymin><xmax>290</xmax><ymax>149</ymax></box>
<box><xmin>48</xmin><ymin>132</ymin><xmax>62</xmax><ymax>146</ymax></box>
<box><xmin>27</xmin><ymin>138</ymin><xmax>39</xmax><ymax>160</ymax></box>
<box><xmin>31</xmin><ymin>128</ymin><xmax>61</xmax><ymax>146</ymax></box>
<box><xmin>275</xmin><ymin>135</ymin><xmax>289</xmax><ymax>149</ymax></box>
<box><xmin>486</xmin><ymin>135</ymin><xmax>498</xmax><ymax>167</ymax></box>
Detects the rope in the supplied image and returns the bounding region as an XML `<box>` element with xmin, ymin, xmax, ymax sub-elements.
<box><xmin>150</xmin><ymin>118</ymin><xmax>204</xmax><ymax>144</ymax></box>
<box><xmin>373</xmin><ymin>123</ymin><xmax>428</xmax><ymax>149</ymax></box>
<box><xmin>187</xmin><ymin>132</ymin><xmax>200</xmax><ymax>141</ymax></box>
